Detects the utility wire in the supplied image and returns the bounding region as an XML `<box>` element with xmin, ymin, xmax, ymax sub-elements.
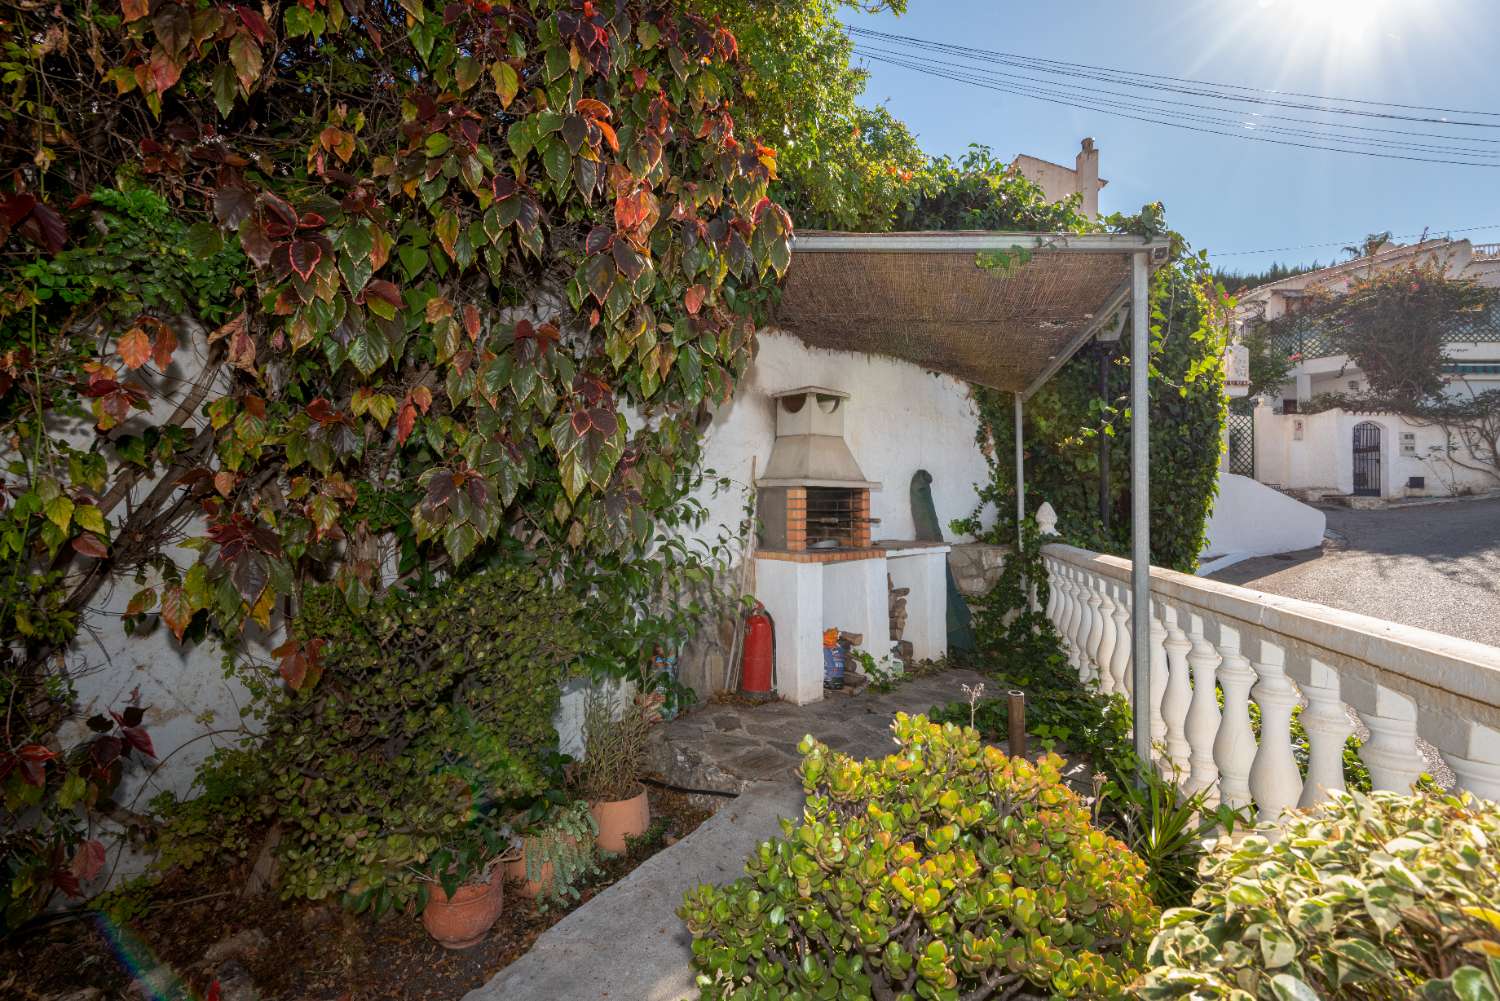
<box><xmin>853</xmin><ymin>44</ymin><xmax>1500</xmax><ymax>159</ymax></box>
<box><xmin>851</xmin><ymin>41</ymin><xmax>1500</xmax><ymax>152</ymax></box>
<box><xmin>852</xmin><ymin>49</ymin><xmax>1500</xmax><ymax>168</ymax></box>
<box><xmin>848</xmin><ymin>26</ymin><xmax>1500</xmax><ymax>123</ymax></box>
<box><xmin>1208</xmin><ymin>224</ymin><xmax>1500</xmax><ymax>258</ymax></box>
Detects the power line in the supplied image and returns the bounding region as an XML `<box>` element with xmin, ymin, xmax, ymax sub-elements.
<box><xmin>1207</xmin><ymin>224</ymin><xmax>1500</xmax><ymax>258</ymax></box>
<box><xmin>851</xmin><ymin>42</ymin><xmax>1500</xmax><ymax>153</ymax></box>
<box><xmin>851</xmin><ymin>49</ymin><xmax>1500</xmax><ymax>168</ymax></box>
<box><xmin>848</xmin><ymin>26</ymin><xmax>1500</xmax><ymax>122</ymax></box>
<box><xmin>853</xmin><ymin>44</ymin><xmax>1500</xmax><ymax>159</ymax></box>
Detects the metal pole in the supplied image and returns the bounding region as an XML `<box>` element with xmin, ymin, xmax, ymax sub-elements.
<box><xmin>1098</xmin><ymin>349</ymin><xmax>1111</xmax><ymax>529</ymax></box>
<box><xmin>1014</xmin><ymin>392</ymin><xmax>1025</xmax><ymax>542</ymax></box>
<box><xmin>1130</xmin><ymin>251</ymin><xmax>1152</xmax><ymax>764</ymax></box>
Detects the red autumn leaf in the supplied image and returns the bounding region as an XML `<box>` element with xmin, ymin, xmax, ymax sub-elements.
<box><xmin>71</xmin><ymin>840</ymin><xmax>106</xmax><ymax>884</ymax></box>
<box><xmin>575</xmin><ymin>98</ymin><xmax>612</xmax><ymax>121</ymax></box>
<box><xmin>120</xmin><ymin>723</ymin><xmax>155</xmax><ymax>759</ymax></box>
<box><xmin>462</xmin><ymin>304</ymin><xmax>481</xmax><ymax>342</ymax></box>
<box><xmin>117</xmin><ymin>327</ymin><xmax>152</xmax><ymax>370</ymax></box>
<box><xmin>361</xmin><ymin>279</ymin><xmax>404</xmax><ymax>310</ymax></box>
<box><xmin>594</xmin><ymin>120</ymin><xmax>619</xmax><ymax>154</ymax></box>
<box><xmin>206</xmin><ymin>981</ymin><xmax>222</xmax><ymax>1001</ymax></box>
<box><xmin>289</xmin><ymin>239</ymin><xmax>321</xmax><ymax>281</ymax></box>
<box><xmin>585</xmin><ymin>225</ymin><xmax>613</xmax><ymax>255</ymax></box>
<box><xmin>236</xmin><ymin>5</ymin><xmax>272</xmax><ymax>42</ymax></box>
<box><xmin>306</xmin><ymin>397</ymin><xmax>341</xmax><ymax>425</ymax></box>
<box><xmin>121</xmin><ymin>0</ymin><xmax>149</xmax><ymax>22</ymax></box>
<box><xmin>209</xmin><ymin>311</ymin><xmax>247</xmax><ymax>344</ymax></box>
<box><xmin>410</xmin><ymin>385</ymin><xmax>433</xmax><ymax>414</ymax></box>
<box><xmin>228</xmin><ymin>328</ymin><xmax>257</xmax><ymax>371</ymax></box>
<box><xmin>160</xmin><ymin>584</ymin><xmax>190</xmax><ymax>642</ymax></box>
<box><xmin>396</xmin><ymin>401</ymin><xmax>416</xmax><ymax>445</ymax></box>
<box><xmin>684</xmin><ymin>285</ymin><xmax>706</xmax><ymax>316</ymax></box>
<box><xmin>150</xmin><ymin>322</ymin><xmax>178</xmax><ymax>370</ymax></box>
<box><xmin>72</xmin><ymin>534</ymin><xmax>109</xmax><ymax>559</ymax></box>
<box><xmin>16</xmin><ymin>744</ymin><xmax>57</xmax><ymax>787</ymax></box>
<box><xmin>213</xmin><ymin>471</ymin><xmax>237</xmax><ymax>497</ymax></box>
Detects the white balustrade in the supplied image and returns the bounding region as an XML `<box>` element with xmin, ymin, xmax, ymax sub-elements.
<box><xmin>1160</xmin><ymin>604</ymin><xmax>1193</xmax><ymax>778</ymax></box>
<box><xmin>1037</xmin><ymin>539</ymin><xmax>1500</xmax><ymax>828</ymax></box>
<box><xmin>1183</xmin><ymin>611</ymin><xmax>1222</xmax><ymax>797</ymax></box>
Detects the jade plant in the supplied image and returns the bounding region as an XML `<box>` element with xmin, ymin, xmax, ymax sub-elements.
<box><xmin>1142</xmin><ymin>788</ymin><xmax>1500</xmax><ymax>1001</ymax></box>
<box><xmin>680</xmin><ymin>713</ymin><xmax>1159</xmax><ymax>1000</ymax></box>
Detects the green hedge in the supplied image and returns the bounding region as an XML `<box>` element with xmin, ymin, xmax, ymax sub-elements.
<box><xmin>681</xmin><ymin>714</ymin><xmax>1159</xmax><ymax>999</ymax></box>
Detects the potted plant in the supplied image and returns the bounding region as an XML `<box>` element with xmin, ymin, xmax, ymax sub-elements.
<box><xmin>577</xmin><ymin>690</ymin><xmax>660</xmax><ymax>853</ymax></box>
<box><xmin>419</xmin><ymin>817</ymin><xmax>508</xmax><ymax>949</ymax></box>
<box><xmin>501</xmin><ymin>800</ymin><xmax>599</xmax><ymax>907</ymax></box>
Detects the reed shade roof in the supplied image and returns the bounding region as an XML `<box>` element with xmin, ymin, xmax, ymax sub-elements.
<box><xmin>774</xmin><ymin>232</ymin><xmax>1169</xmax><ymax>393</ymax></box>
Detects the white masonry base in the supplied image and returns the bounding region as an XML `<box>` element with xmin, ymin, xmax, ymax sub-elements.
<box><xmin>754</xmin><ymin>543</ymin><xmax>949</xmax><ymax>705</ymax></box>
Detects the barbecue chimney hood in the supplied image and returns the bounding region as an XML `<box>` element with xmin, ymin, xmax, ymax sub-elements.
<box><xmin>757</xmin><ymin>387</ymin><xmax>878</xmax><ymax>489</ymax></box>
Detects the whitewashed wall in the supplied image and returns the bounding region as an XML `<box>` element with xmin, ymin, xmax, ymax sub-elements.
<box><xmin>1255</xmin><ymin>403</ymin><xmax>1499</xmax><ymax>498</ymax></box>
<box><xmin>689</xmin><ymin>329</ymin><xmax>996</xmax><ymax>550</ymax></box>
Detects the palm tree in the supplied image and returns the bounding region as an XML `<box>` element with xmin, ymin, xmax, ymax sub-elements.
<box><xmin>1342</xmin><ymin>230</ymin><xmax>1394</xmax><ymax>262</ymax></box>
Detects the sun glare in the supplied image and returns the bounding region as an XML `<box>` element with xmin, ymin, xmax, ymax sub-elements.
<box><xmin>1255</xmin><ymin>0</ymin><xmax>1398</xmax><ymax>43</ymax></box>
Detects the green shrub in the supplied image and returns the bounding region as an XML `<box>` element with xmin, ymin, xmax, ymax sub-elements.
<box><xmin>680</xmin><ymin>714</ymin><xmax>1159</xmax><ymax>1000</ymax></box>
<box><xmin>154</xmin><ymin>564</ymin><xmax>582</xmax><ymax>914</ymax></box>
<box><xmin>1142</xmin><ymin>789</ymin><xmax>1500</xmax><ymax>1001</ymax></box>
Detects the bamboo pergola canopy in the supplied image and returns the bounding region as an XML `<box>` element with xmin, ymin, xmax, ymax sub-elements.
<box><xmin>774</xmin><ymin>231</ymin><xmax>1172</xmax><ymax>396</ymax></box>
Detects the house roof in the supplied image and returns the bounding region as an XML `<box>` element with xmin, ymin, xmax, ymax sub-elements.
<box><xmin>1236</xmin><ymin>238</ymin><xmax>1460</xmax><ymax>303</ymax></box>
<box><xmin>1010</xmin><ymin>153</ymin><xmax>1109</xmax><ymax>189</ymax></box>
<box><xmin>773</xmin><ymin>231</ymin><xmax>1171</xmax><ymax>397</ymax></box>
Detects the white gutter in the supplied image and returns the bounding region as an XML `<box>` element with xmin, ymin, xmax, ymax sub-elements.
<box><xmin>791</xmin><ymin>232</ymin><xmax>1174</xmax><ymax>254</ymax></box>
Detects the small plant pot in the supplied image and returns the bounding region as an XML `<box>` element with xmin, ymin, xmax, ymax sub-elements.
<box><xmin>501</xmin><ymin>836</ymin><xmax>579</xmax><ymax>899</ymax></box>
<box><xmin>590</xmin><ymin>786</ymin><xmax>650</xmax><ymax>853</ymax></box>
<box><xmin>421</xmin><ymin>872</ymin><xmax>504</xmax><ymax>950</ymax></box>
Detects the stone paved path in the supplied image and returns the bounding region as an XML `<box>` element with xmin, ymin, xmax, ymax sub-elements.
<box><xmin>647</xmin><ymin>667</ymin><xmax>991</xmax><ymax>793</ymax></box>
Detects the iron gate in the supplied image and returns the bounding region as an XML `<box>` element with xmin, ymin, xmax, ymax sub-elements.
<box><xmin>1226</xmin><ymin>402</ymin><xmax>1255</xmax><ymax>477</ymax></box>
<box><xmin>1353</xmin><ymin>421</ymin><xmax>1382</xmax><ymax>496</ymax></box>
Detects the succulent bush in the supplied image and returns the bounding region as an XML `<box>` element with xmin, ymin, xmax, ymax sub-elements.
<box><xmin>680</xmin><ymin>713</ymin><xmax>1159</xmax><ymax>1000</ymax></box>
<box><xmin>1142</xmin><ymin>789</ymin><xmax>1500</xmax><ymax>1001</ymax></box>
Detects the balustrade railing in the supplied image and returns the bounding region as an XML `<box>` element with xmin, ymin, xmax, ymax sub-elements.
<box><xmin>1041</xmin><ymin>542</ymin><xmax>1500</xmax><ymax>818</ymax></box>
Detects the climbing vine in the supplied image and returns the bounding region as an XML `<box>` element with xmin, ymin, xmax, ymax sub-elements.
<box><xmin>957</xmin><ymin>235</ymin><xmax>1232</xmax><ymax>572</ymax></box>
<box><xmin>0</xmin><ymin>0</ymin><xmax>789</xmax><ymax>925</ymax></box>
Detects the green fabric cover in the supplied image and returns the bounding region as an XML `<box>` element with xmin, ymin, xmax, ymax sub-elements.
<box><xmin>909</xmin><ymin>470</ymin><xmax>975</xmax><ymax>652</ymax></box>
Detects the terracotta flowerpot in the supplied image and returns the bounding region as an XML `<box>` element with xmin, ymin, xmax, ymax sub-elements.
<box><xmin>421</xmin><ymin>871</ymin><xmax>503</xmax><ymax>949</ymax></box>
<box><xmin>500</xmin><ymin>835</ymin><xmax>579</xmax><ymax>899</ymax></box>
<box><xmin>590</xmin><ymin>786</ymin><xmax>650</xmax><ymax>853</ymax></box>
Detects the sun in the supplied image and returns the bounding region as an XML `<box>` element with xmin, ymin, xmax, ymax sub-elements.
<box><xmin>1253</xmin><ymin>0</ymin><xmax>1401</xmax><ymax>51</ymax></box>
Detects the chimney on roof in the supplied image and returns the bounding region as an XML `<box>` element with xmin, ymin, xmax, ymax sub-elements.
<box><xmin>1075</xmin><ymin>138</ymin><xmax>1100</xmax><ymax>220</ymax></box>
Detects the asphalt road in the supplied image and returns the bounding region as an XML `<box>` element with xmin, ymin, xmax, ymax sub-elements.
<box><xmin>1209</xmin><ymin>498</ymin><xmax>1500</xmax><ymax>648</ymax></box>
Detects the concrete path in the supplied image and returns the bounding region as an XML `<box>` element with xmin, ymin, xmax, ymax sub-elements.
<box><xmin>466</xmin><ymin>669</ymin><xmax>990</xmax><ymax>1001</ymax></box>
<box><xmin>1209</xmin><ymin>498</ymin><xmax>1500</xmax><ymax>647</ymax></box>
<box><xmin>461</xmin><ymin>782</ymin><xmax>804</xmax><ymax>1001</ymax></box>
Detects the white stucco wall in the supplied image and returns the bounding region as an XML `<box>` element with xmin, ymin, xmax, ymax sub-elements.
<box><xmin>1202</xmin><ymin>473</ymin><xmax>1326</xmax><ymax>558</ymax></box>
<box><xmin>1254</xmin><ymin>403</ymin><xmax>1498</xmax><ymax>498</ymax></box>
<box><xmin>688</xmin><ymin>329</ymin><xmax>995</xmax><ymax>549</ymax></box>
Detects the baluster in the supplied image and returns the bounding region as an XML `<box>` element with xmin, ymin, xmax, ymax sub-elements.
<box><xmin>1160</xmin><ymin>604</ymin><xmax>1193</xmax><ymax>780</ymax></box>
<box><xmin>1107</xmin><ymin>581</ymin><xmax>1131</xmax><ymax>698</ymax></box>
<box><xmin>1082</xmin><ymin>576</ymin><xmax>1105</xmax><ymax>685</ymax></box>
<box><xmin>1345</xmin><ymin>680</ymin><xmax>1423</xmax><ymax>793</ymax></box>
<box><xmin>1093</xmin><ymin>580</ymin><xmax>1118</xmax><ymax>696</ymax></box>
<box><xmin>1148</xmin><ymin>600</ymin><xmax>1169</xmax><ymax>755</ymax></box>
<box><xmin>1248</xmin><ymin>638</ymin><xmax>1303</xmax><ymax>823</ymax></box>
<box><xmin>1056</xmin><ymin>566</ymin><xmax>1079</xmax><ymax>667</ymax></box>
<box><xmin>1212</xmin><ymin>622</ymin><xmax>1256</xmax><ymax>811</ymax></box>
<box><xmin>1043</xmin><ymin>558</ymin><xmax>1060</xmax><ymax>626</ymax></box>
<box><xmin>1183</xmin><ymin>611</ymin><xmax>1222</xmax><ymax>797</ymax></box>
<box><xmin>1292</xmin><ymin>656</ymin><xmax>1353</xmax><ymax>807</ymax></box>
<box><xmin>1426</xmin><ymin>717</ymin><xmax>1500</xmax><ymax>802</ymax></box>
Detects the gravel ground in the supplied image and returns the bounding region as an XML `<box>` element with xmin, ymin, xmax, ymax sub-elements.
<box><xmin>1209</xmin><ymin>497</ymin><xmax>1500</xmax><ymax>647</ymax></box>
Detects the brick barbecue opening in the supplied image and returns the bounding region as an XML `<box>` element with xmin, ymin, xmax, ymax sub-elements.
<box><xmin>755</xmin><ymin>387</ymin><xmax>878</xmax><ymax>555</ymax></box>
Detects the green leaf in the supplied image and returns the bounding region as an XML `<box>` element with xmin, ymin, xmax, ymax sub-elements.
<box><xmin>1269</xmin><ymin>975</ymin><xmax>1319</xmax><ymax>1001</ymax></box>
<box><xmin>348</xmin><ymin>330</ymin><xmax>390</xmax><ymax>376</ymax></box>
<box><xmin>542</xmin><ymin>139</ymin><xmax>571</xmax><ymax>187</ymax></box>
<box><xmin>1451</xmin><ymin>968</ymin><xmax>1500</xmax><ymax>1001</ymax></box>
<box><xmin>74</xmin><ymin>505</ymin><xmax>107</xmax><ymax>535</ymax></box>
<box><xmin>491</xmin><ymin>61</ymin><xmax>519</xmax><ymax>108</ymax></box>
<box><xmin>45</xmin><ymin>495</ymin><xmax>74</xmax><ymax>532</ymax></box>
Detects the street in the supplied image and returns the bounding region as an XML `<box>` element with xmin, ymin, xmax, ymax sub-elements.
<box><xmin>1209</xmin><ymin>498</ymin><xmax>1500</xmax><ymax>648</ymax></box>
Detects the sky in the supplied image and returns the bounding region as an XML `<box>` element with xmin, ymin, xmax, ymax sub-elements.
<box><xmin>840</xmin><ymin>0</ymin><xmax>1500</xmax><ymax>277</ymax></box>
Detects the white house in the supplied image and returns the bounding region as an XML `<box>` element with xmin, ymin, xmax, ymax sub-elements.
<box><xmin>1233</xmin><ymin>238</ymin><xmax>1500</xmax><ymax>501</ymax></box>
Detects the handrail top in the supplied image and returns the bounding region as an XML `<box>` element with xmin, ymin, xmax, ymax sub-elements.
<box><xmin>1042</xmin><ymin>542</ymin><xmax>1500</xmax><ymax>715</ymax></box>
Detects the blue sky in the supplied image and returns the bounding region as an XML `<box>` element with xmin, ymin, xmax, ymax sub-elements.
<box><xmin>840</xmin><ymin>0</ymin><xmax>1500</xmax><ymax>276</ymax></box>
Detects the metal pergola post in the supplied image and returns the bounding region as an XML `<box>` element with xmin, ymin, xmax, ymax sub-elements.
<box><xmin>1130</xmin><ymin>251</ymin><xmax>1152</xmax><ymax>764</ymax></box>
<box><xmin>1014</xmin><ymin>392</ymin><xmax>1025</xmax><ymax>544</ymax></box>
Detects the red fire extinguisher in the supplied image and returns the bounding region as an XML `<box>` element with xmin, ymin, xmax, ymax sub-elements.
<box><xmin>740</xmin><ymin>602</ymin><xmax>775</xmax><ymax>696</ymax></box>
